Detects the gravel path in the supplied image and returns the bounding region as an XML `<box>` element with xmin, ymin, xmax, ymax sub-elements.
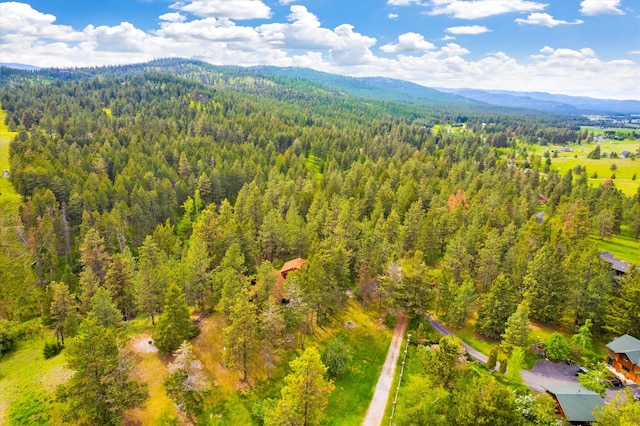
<box><xmin>362</xmin><ymin>315</ymin><xmax>408</xmax><ymax>426</ymax></box>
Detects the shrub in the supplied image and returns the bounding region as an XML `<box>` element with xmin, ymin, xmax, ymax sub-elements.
<box><xmin>0</xmin><ymin>320</ymin><xmax>18</xmax><ymax>357</ymax></box>
<box><xmin>545</xmin><ymin>333</ymin><xmax>570</xmax><ymax>361</ymax></box>
<box><xmin>43</xmin><ymin>341</ymin><xmax>64</xmax><ymax>359</ymax></box>
<box><xmin>321</xmin><ymin>336</ymin><xmax>353</xmax><ymax>378</ymax></box>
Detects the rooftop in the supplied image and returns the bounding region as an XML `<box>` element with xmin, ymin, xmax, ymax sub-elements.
<box><xmin>606</xmin><ymin>334</ymin><xmax>640</xmax><ymax>365</ymax></box>
<box><xmin>545</xmin><ymin>385</ymin><xmax>603</xmax><ymax>423</ymax></box>
<box><xmin>280</xmin><ymin>258</ymin><xmax>306</xmax><ymax>274</ymax></box>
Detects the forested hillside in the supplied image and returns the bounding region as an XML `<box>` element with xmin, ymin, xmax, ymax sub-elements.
<box><xmin>0</xmin><ymin>60</ymin><xmax>638</xmax><ymax>425</ymax></box>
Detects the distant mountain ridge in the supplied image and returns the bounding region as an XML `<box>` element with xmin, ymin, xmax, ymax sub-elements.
<box><xmin>3</xmin><ymin>58</ymin><xmax>636</xmax><ymax>115</ymax></box>
<box><xmin>438</xmin><ymin>88</ymin><xmax>640</xmax><ymax>115</ymax></box>
<box><xmin>0</xmin><ymin>63</ymin><xmax>40</xmax><ymax>71</ymax></box>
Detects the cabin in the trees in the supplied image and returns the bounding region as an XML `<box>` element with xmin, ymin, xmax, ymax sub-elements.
<box><xmin>599</xmin><ymin>251</ymin><xmax>630</xmax><ymax>279</ymax></box>
<box><xmin>273</xmin><ymin>258</ymin><xmax>307</xmax><ymax>304</ymax></box>
<box><xmin>605</xmin><ymin>334</ymin><xmax>640</xmax><ymax>385</ymax></box>
<box><xmin>545</xmin><ymin>386</ymin><xmax>603</xmax><ymax>425</ymax></box>
<box><xmin>618</xmin><ymin>150</ymin><xmax>630</xmax><ymax>159</ymax></box>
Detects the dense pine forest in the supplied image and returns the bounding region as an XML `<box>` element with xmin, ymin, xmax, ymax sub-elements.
<box><xmin>0</xmin><ymin>59</ymin><xmax>639</xmax><ymax>425</ymax></box>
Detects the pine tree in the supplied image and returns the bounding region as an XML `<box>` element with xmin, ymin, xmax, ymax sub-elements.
<box><xmin>265</xmin><ymin>346</ymin><xmax>334</xmax><ymax>426</ymax></box>
<box><xmin>223</xmin><ymin>290</ymin><xmax>259</xmax><ymax>382</ymax></box>
<box><xmin>49</xmin><ymin>281</ymin><xmax>75</xmax><ymax>345</ymax></box>
<box><xmin>90</xmin><ymin>287</ymin><xmax>122</xmax><ymax>328</ymax></box>
<box><xmin>56</xmin><ymin>314</ymin><xmax>147</xmax><ymax>425</ymax></box>
<box><xmin>165</xmin><ymin>341</ymin><xmax>208</xmax><ymax>422</ymax></box>
<box><xmin>449</xmin><ymin>279</ymin><xmax>477</xmax><ymax>328</ymax></box>
<box><xmin>154</xmin><ymin>283</ymin><xmax>192</xmax><ymax>353</ymax></box>
<box><xmin>476</xmin><ymin>274</ymin><xmax>517</xmax><ymax>338</ymax></box>
<box><xmin>501</xmin><ymin>302</ymin><xmax>532</xmax><ymax>353</ymax></box>
<box><xmin>105</xmin><ymin>252</ymin><xmax>136</xmax><ymax>320</ymax></box>
<box><xmin>136</xmin><ymin>236</ymin><xmax>167</xmax><ymax>325</ymax></box>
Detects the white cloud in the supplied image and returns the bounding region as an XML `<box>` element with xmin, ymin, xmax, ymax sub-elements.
<box><xmin>388</xmin><ymin>13</ymin><xmax>399</xmax><ymax>19</ymax></box>
<box><xmin>170</xmin><ymin>0</ymin><xmax>272</xmax><ymax>20</ymax></box>
<box><xmin>428</xmin><ymin>0</ymin><xmax>547</xmax><ymax>20</ymax></box>
<box><xmin>0</xmin><ymin>2</ymin><xmax>83</xmax><ymax>43</ymax></box>
<box><xmin>515</xmin><ymin>13</ymin><xmax>583</xmax><ymax>27</ymax></box>
<box><xmin>580</xmin><ymin>0</ymin><xmax>624</xmax><ymax>16</ymax></box>
<box><xmin>1</xmin><ymin>2</ymin><xmax>639</xmax><ymax>100</ymax></box>
<box><xmin>279</xmin><ymin>0</ymin><xmax>296</xmax><ymax>4</ymax></box>
<box><xmin>159</xmin><ymin>13</ymin><xmax>187</xmax><ymax>23</ymax></box>
<box><xmin>380</xmin><ymin>32</ymin><xmax>435</xmax><ymax>53</ymax></box>
<box><xmin>629</xmin><ymin>50</ymin><xmax>640</xmax><ymax>55</ymax></box>
<box><xmin>445</xmin><ymin>25</ymin><xmax>491</xmax><ymax>35</ymax></box>
<box><xmin>441</xmin><ymin>35</ymin><xmax>456</xmax><ymax>41</ymax></box>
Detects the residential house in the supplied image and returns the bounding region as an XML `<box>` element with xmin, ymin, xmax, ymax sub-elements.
<box><xmin>618</xmin><ymin>150</ymin><xmax>630</xmax><ymax>159</ymax></box>
<box><xmin>545</xmin><ymin>386</ymin><xmax>603</xmax><ymax>425</ymax></box>
<box><xmin>273</xmin><ymin>258</ymin><xmax>306</xmax><ymax>304</ymax></box>
<box><xmin>599</xmin><ymin>251</ymin><xmax>630</xmax><ymax>279</ymax></box>
<box><xmin>605</xmin><ymin>334</ymin><xmax>640</xmax><ymax>385</ymax></box>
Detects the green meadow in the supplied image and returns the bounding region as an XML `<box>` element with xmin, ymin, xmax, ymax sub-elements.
<box><xmin>524</xmin><ymin>138</ymin><xmax>640</xmax><ymax>196</ymax></box>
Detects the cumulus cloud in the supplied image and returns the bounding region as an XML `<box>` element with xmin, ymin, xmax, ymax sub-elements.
<box><xmin>388</xmin><ymin>13</ymin><xmax>399</xmax><ymax>19</ymax></box>
<box><xmin>380</xmin><ymin>32</ymin><xmax>435</xmax><ymax>53</ymax></box>
<box><xmin>580</xmin><ymin>0</ymin><xmax>624</xmax><ymax>16</ymax></box>
<box><xmin>428</xmin><ymin>0</ymin><xmax>547</xmax><ymax>20</ymax></box>
<box><xmin>515</xmin><ymin>13</ymin><xmax>583</xmax><ymax>27</ymax></box>
<box><xmin>445</xmin><ymin>25</ymin><xmax>491</xmax><ymax>35</ymax></box>
<box><xmin>159</xmin><ymin>13</ymin><xmax>187</xmax><ymax>23</ymax></box>
<box><xmin>0</xmin><ymin>2</ymin><xmax>83</xmax><ymax>43</ymax></box>
<box><xmin>170</xmin><ymin>0</ymin><xmax>272</xmax><ymax>20</ymax></box>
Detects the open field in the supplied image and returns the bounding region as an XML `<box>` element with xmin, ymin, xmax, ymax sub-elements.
<box><xmin>523</xmin><ymin>139</ymin><xmax>640</xmax><ymax>196</ymax></box>
<box><xmin>0</xmin><ymin>106</ymin><xmax>21</xmax><ymax>210</ymax></box>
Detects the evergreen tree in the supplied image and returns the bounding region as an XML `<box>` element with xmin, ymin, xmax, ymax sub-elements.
<box><xmin>476</xmin><ymin>274</ymin><xmax>517</xmax><ymax>338</ymax></box>
<box><xmin>545</xmin><ymin>333</ymin><xmax>570</xmax><ymax>361</ymax></box>
<box><xmin>49</xmin><ymin>281</ymin><xmax>75</xmax><ymax>345</ymax></box>
<box><xmin>223</xmin><ymin>290</ymin><xmax>259</xmax><ymax>382</ymax></box>
<box><xmin>56</xmin><ymin>314</ymin><xmax>147</xmax><ymax>425</ymax></box>
<box><xmin>165</xmin><ymin>341</ymin><xmax>208</xmax><ymax>422</ymax></box>
<box><xmin>265</xmin><ymin>346</ymin><xmax>334</xmax><ymax>426</ymax></box>
<box><xmin>523</xmin><ymin>244</ymin><xmax>566</xmax><ymax>324</ymax></box>
<box><xmin>154</xmin><ymin>283</ymin><xmax>192</xmax><ymax>353</ymax></box>
<box><xmin>449</xmin><ymin>279</ymin><xmax>477</xmax><ymax>328</ymax></box>
<box><xmin>487</xmin><ymin>345</ymin><xmax>499</xmax><ymax>371</ymax></box>
<box><xmin>136</xmin><ymin>236</ymin><xmax>167</xmax><ymax>325</ymax></box>
<box><xmin>90</xmin><ymin>287</ymin><xmax>122</xmax><ymax>328</ymax></box>
<box><xmin>105</xmin><ymin>251</ymin><xmax>137</xmax><ymax>320</ymax></box>
<box><xmin>501</xmin><ymin>302</ymin><xmax>532</xmax><ymax>353</ymax></box>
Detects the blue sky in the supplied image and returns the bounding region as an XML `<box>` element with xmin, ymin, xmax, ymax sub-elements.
<box><xmin>0</xmin><ymin>0</ymin><xmax>638</xmax><ymax>99</ymax></box>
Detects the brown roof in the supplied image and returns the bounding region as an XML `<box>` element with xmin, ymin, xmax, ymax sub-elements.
<box><xmin>280</xmin><ymin>258</ymin><xmax>306</xmax><ymax>274</ymax></box>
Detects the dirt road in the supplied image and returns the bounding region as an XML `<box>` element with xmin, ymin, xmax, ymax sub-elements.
<box><xmin>362</xmin><ymin>315</ymin><xmax>408</xmax><ymax>426</ymax></box>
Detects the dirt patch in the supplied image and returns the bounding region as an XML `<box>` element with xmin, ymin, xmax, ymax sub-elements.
<box><xmin>130</xmin><ymin>334</ymin><xmax>158</xmax><ymax>354</ymax></box>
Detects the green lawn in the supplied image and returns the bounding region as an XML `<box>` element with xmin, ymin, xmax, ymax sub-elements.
<box><xmin>590</xmin><ymin>226</ymin><xmax>639</xmax><ymax>264</ymax></box>
<box><xmin>0</xmin><ymin>329</ymin><xmax>71</xmax><ymax>425</ymax></box>
<box><xmin>0</xmin><ymin>106</ymin><xmax>21</xmax><ymax>210</ymax></box>
<box><xmin>321</xmin><ymin>302</ymin><xmax>392</xmax><ymax>426</ymax></box>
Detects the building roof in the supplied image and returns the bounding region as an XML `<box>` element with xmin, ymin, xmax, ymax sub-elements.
<box><xmin>280</xmin><ymin>258</ymin><xmax>306</xmax><ymax>274</ymax></box>
<box><xmin>606</xmin><ymin>334</ymin><xmax>640</xmax><ymax>365</ymax></box>
<box><xmin>545</xmin><ymin>386</ymin><xmax>603</xmax><ymax>423</ymax></box>
<box><xmin>599</xmin><ymin>251</ymin><xmax>630</xmax><ymax>274</ymax></box>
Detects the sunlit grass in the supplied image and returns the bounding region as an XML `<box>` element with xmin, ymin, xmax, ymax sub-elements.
<box><xmin>0</xmin><ymin>330</ymin><xmax>71</xmax><ymax>425</ymax></box>
<box><xmin>590</xmin><ymin>226</ymin><xmax>639</xmax><ymax>264</ymax></box>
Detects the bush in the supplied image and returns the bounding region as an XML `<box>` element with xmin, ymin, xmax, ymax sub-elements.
<box><xmin>545</xmin><ymin>333</ymin><xmax>570</xmax><ymax>361</ymax></box>
<box><xmin>321</xmin><ymin>336</ymin><xmax>353</xmax><ymax>378</ymax></box>
<box><xmin>0</xmin><ymin>320</ymin><xmax>18</xmax><ymax>357</ymax></box>
<box><xmin>43</xmin><ymin>341</ymin><xmax>64</xmax><ymax>359</ymax></box>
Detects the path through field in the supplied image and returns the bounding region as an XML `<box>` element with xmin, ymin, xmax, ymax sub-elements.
<box><xmin>362</xmin><ymin>315</ymin><xmax>408</xmax><ymax>426</ymax></box>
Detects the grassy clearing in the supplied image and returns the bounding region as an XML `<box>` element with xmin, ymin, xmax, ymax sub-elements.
<box><xmin>320</xmin><ymin>302</ymin><xmax>392</xmax><ymax>426</ymax></box>
<box><xmin>0</xmin><ymin>331</ymin><xmax>71</xmax><ymax>425</ymax></box>
<box><xmin>0</xmin><ymin>106</ymin><xmax>21</xmax><ymax>210</ymax></box>
<box><xmin>590</xmin><ymin>226</ymin><xmax>639</xmax><ymax>264</ymax></box>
